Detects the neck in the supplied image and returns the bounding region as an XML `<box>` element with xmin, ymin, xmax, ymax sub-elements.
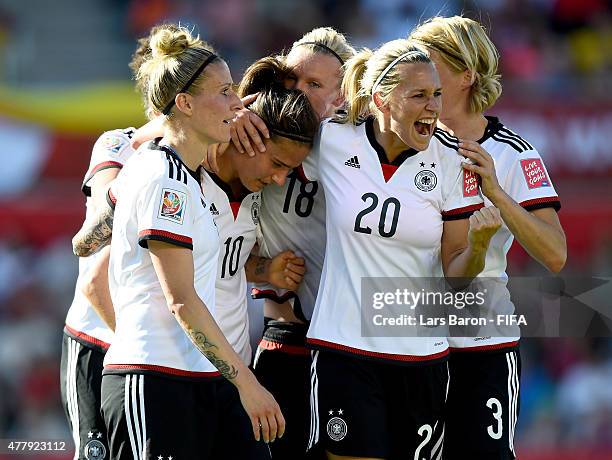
<box><xmin>438</xmin><ymin>109</ymin><xmax>489</xmax><ymax>141</ymax></box>
<box><xmin>373</xmin><ymin>116</ymin><xmax>410</xmax><ymax>162</ymax></box>
<box><xmin>161</xmin><ymin>128</ymin><xmax>208</xmax><ymax>171</ymax></box>
<box><xmin>212</xmin><ymin>145</ymin><xmax>243</xmax><ymax>196</ymax></box>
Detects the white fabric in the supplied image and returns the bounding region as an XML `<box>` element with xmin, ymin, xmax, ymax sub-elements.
<box><xmin>65</xmin><ymin>128</ymin><xmax>136</xmax><ymax>345</ymax></box>
<box><xmin>104</xmin><ymin>142</ymin><xmax>220</xmax><ymax>374</ymax></box>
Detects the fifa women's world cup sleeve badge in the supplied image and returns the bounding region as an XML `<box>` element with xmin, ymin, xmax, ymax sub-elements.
<box><xmin>158</xmin><ymin>189</ymin><xmax>187</xmax><ymax>224</ymax></box>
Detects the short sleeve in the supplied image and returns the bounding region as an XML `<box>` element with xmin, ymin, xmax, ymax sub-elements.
<box><xmin>504</xmin><ymin>149</ymin><xmax>560</xmax><ymax>212</ymax></box>
<box><xmin>135</xmin><ymin>176</ymin><xmax>195</xmax><ymax>251</ymax></box>
<box><xmin>441</xmin><ymin>166</ymin><xmax>484</xmax><ymax>221</ymax></box>
<box><xmin>82</xmin><ymin>128</ymin><xmax>136</xmax><ymax>196</ymax></box>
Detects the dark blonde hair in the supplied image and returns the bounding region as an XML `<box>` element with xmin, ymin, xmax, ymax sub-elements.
<box><xmin>137</xmin><ymin>24</ymin><xmax>220</xmax><ymax>118</ymax></box>
<box><xmin>342</xmin><ymin>39</ymin><xmax>430</xmax><ymax>124</ymax></box>
<box><xmin>129</xmin><ymin>24</ymin><xmax>182</xmax><ymax>115</ymax></box>
<box><xmin>409</xmin><ymin>16</ymin><xmax>502</xmax><ymax>113</ymax></box>
<box><xmin>289</xmin><ymin>27</ymin><xmax>357</xmax><ymax>67</ymax></box>
<box><xmin>237</xmin><ymin>57</ymin><xmax>319</xmax><ymax>145</ymax></box>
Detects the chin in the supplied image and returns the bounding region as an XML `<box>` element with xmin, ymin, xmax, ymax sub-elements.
<box><xmin>412</xmin><ymin>135</ymin><xmax>433</xmax><ymax>152</ymax></box>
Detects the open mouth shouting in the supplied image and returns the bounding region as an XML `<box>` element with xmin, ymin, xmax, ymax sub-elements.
<box><xmin>414</xmin><ymin>117</ymin><xmax>436</xmax><ymax>138</ymax></box>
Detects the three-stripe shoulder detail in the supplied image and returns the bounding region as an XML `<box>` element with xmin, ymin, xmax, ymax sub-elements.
<box><xmin>434</xmin><ymin>128</ymin><xmax>459</xmax><ymax>150</ymax></box>
<box><xmin>491</xmin><ymin>127</ymin><xmax>534</xmax><ymax>153</ymax></box>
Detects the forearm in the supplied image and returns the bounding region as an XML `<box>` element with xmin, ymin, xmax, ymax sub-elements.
<box><xmin>72</xmin><ymin>207</ymin><xmax>114</xmax><ymax>257</ymax></box>
<box><xmin>444</xmin><ymin>242</ymin><xmax>489</xmax><ymax>280</ymax></box>
<box><xmin>81</xmin><ymin>247</ymin><xmax>116</xmax><ymax>330</ymax></box>
<box><xmin>171</xmin><ymin>293</ymin><xmax>253</xmax><ymax>387</ymax></box>
<box><xmin>488</xmin><ymin>189</ymin><xmax>566</xmax><ymax>272</ymax></box>
<box><xmin>245</xmin><ymin>254</ymin><xmax>270</xmax><ymax>283</ymax></box>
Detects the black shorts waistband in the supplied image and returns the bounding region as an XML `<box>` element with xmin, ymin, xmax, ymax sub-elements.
<box><xmin>262</xmin><ymin>317</ymin><xmax>309</xmax><ymax>346</ymax></box>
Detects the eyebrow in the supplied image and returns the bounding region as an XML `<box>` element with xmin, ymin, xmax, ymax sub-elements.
<box><xmin>273</xmin><ymin>155</ymin><xmax>294</xmax><ymax>169</ymax></box>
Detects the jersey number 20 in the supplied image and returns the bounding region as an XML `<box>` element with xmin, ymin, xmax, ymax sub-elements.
<box><xmin>354</xmin><ymin>192</ymin><xmax>400</xmax><ymax>238</ymax></box>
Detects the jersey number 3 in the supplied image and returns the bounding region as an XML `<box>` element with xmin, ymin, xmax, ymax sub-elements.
<box><xmin>354</xmin><ymin>192</ymin><xmax>400</xmax><ymax>238</ymax></box>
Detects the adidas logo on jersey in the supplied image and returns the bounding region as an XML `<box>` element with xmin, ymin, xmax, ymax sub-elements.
<box><xmin>209</xmin><ymin>203</ymin><xmax>220</xmax><ymax>216</ymax></box>
<box><xmin>344</xmin><ymin>156</ymin><xmax>360</xmax><ymax>168</ymax></box>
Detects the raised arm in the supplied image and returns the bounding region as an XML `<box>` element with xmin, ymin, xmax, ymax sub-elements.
<box><xmin>72</xmin><ymin>204</ymin><xmax>114</xmax><ymax>257</ymax></box>
<box><xmin>459</xmin><ymin>140</ymin><xmax>566</xmax><ymax>272</ymax></box>
<box><xmin>441</xmin><ymin>206</ymin><xmax>502</xmax><ymax>280</ymax></box>
<box><xmin>149</xmin><ymin>241</ymin><xmax>285</xmax><ymax>442</ymax></box>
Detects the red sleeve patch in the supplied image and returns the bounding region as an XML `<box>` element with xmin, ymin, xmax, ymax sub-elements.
<box><xmin>520</xmin><ymin>159</ymin><xmax>550</xmax><ymax>189</ymax></box>
<box><xmin>463</xmin><ymin>169</ymin><xmax>479</xmax><ymax>197</ymax></box>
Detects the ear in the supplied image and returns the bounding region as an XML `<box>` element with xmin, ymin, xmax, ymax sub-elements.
<box><xmin>331</xmin><ymin>92</ymin><xmax>345</xmax><ymax>109</ymax></box>
<box><xmin>174</xmin><ymin>93</ymin><xmax>193</xmax><ymax>116</ymax></box>
<box><xmin>372</xmin><ymin>91</ymin><xmax>389</xmax><ymax>114</ymax></box>
<box><xmin>462</xmin><ymin>69</ymin><xmax>475</xmax><ymax>90</ymax></box>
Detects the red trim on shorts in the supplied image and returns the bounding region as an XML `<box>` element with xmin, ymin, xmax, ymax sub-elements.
<box><xmin>441</xmin><ymin>203</ymin><xmax>484</xmax><ymax>217</ymax></box>
<box><xmin>104</xmin><ymin>363</ymin><xmax>221</xmax><ymax>378</ymax></box>
<box><xmin>258</xmin><ymin>338</ymin><xmax>309</xmax><ymax>356</ymax></box>
<box><xmin>138</xmin><ymin>230</ymin><xmax>192</xmax><ymax>244</ymax></box>
<box><xmin>64</xmin><ymin>324</ymin><xmax>110</xmax><ymax>350</ymax></box>
<box><xmin>381</xmin><ymin>163</ymin><xmax>398</xmax><ymax>182</ymax></box>
<box><xmin>450</xmin><ymin>340</ymin><xmax>519</xmax><ymax>352</ymax></box>
<box><xmin>230</xmin><ymin>201</ymin><xmax>241</xmax><ymax>220</ymax></box>
<box><xmin>307</xmin><ymin>338</ymin><xmax>449</xmax><ymax>362</ymax></box>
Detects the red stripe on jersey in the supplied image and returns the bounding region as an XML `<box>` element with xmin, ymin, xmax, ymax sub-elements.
<box><xmin>251</xmin><ymin>288</ymin><xmax>297</xmax><ymax>304</ymax></box>
<box><xmin>91</xmin><ymin>161</ymin><xmax>123</xmax><ymax>176</ymax></box>
<box><xmin>520</xmin><ymin>196</ymin><xmax>560</xmax><ymax>208</ymax></box>
<box><xmin>138</xmin><ymin>230</ymin><xmax>192</xmax><ymax>244</ymax></box>
<box><xmin>230</xmin><ymin>202</ymin><xmax>241</xmax><ymax>220</ymax></box>
<box><xmin>258</xmin><ymin>339</ymin><xmax>309</xmax><ymax>356</ymax></box>
<box><xmin>108</xmin><ymin>188</ymin><xmax>117</xmax><ymax>205</ymax></box>
<box><xmin>450</xmin><ymin>340</ymin><xmax>519</xmax><ymax>353</ymax></box>
<box><xmin>381</xmin><ymin>164</ymin><xmax>398</xmax><ymax>182</ymax></box>
<box><xmin>105</xmin><ymin>364</ymin><xmax>221</xmax><ymax>378</ymax></box>
<box><xmin>295</xmin><ymin>165</ymin><xmax>309</xmax><ymax>183</ymax></box>
<box><xmin>307</xmin><ymin>338</ymin><xmax>449</xmax><ymax>363</ymax></box>
<box><xmin>64</xmin><ymin>324</ymin><xmax>110</xmax><ymax>350</ymax></box>
<box><xmin>441</xmin><ymin>202</ymin><xmax>484</xmax><ymax>217</ymax></box>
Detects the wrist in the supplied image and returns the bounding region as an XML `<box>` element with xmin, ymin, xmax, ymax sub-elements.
<box><xmin>233</xmin><ymin>367</ymin><xmax>257</xmax><ymax>390</ymax></box>
<box><xmin>484</xmin><ymin>186</ymin><xmax>507</xmax><ymax>206</ymax></box>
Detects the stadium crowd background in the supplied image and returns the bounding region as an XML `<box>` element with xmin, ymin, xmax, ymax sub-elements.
<box><xmin>0</xmin><ymin>0</ymin><xmax>610</xmax><ymax>458</ymax></box>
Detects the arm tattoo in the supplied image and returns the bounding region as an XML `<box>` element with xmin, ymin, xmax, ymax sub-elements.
<box><xmin>72</xmin><ymin>207</ymin><xmax>114</xmax><ymax>257</ymax></box>
<box><xmin>187</xmin><ymin>329</ymin><xmax>239</xmax><ymax>381</ymax></box>
<box><xmin>254</xmin><ymin>257</ymin><xmax>267</xmax><ymax>277</ymax></box>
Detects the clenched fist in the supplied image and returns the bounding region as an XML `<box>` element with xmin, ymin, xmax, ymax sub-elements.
<box><xmin>468</xmin><ymin>206</ymin><xmax>502</xmax><ymax>248</ymax></box>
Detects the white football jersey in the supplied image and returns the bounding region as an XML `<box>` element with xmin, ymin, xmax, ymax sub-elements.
<box><xmin>65</xmin><ymin>127</ymin><xmax>136</xmax><ymax>349</ymax></box>
<box><xmin>253</xmin><ymin>158</ymin><xmax>326</xmax><ymax>322</ymax></box>
<box><xmin>103</xmin><ymin>141</ymin><xmax>221</xmax><ymax>378</ymax></box>
<box><xmin>304</xmin><ymin>118</ymin><xmax>484</xmax><ymax>362</ymax></box>
<box><xmin>200</xmin><ymin>170</ymin><xmax>261</xmax><ymax>364</ymax></box>
<box><xmin>435</xmin><ymin>117</ymin><xmax>560</xmax><ymax>350</ymax></box>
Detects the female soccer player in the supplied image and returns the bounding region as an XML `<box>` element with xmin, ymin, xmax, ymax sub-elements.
<box><xmin>229</xmin><ymin>28</ymin><xmax>356</xmax><ymax>460</ymax></box>
<box><xmin>409</xmin><ymin>16</ymin><xmax>566</xmax><ymax>460</ymax></box>
<box><xmin>303</xmin><ymin>39</ymin><xmax>501</xmax><ymax>460</ymax></box>
<box><xmin>60</xmin><ymin>25</ymin><xmax>165</xmax><ymax>460</ymax></box>
<box><xmin>122</xmin><ymin>56</ymin><xmax>318</xmax><ymax>365</ymax></box>
<box><xmin>73</xmin><ymin>25</ymin><xmax>284</xmax><ymax>459</ymax></box>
